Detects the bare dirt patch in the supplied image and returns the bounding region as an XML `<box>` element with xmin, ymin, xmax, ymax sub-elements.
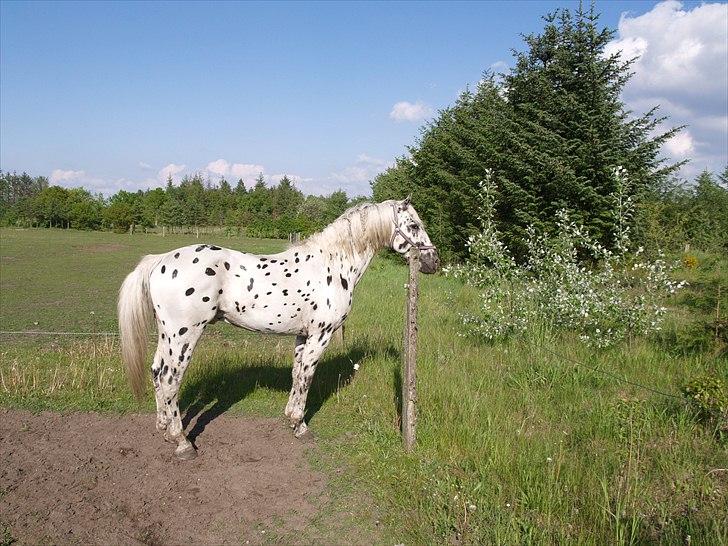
<box><xmin>73</xmin><ymin>243</ymin><xmax>129</xmax><ymax>253</ymax></box>
<box><xmin>0</xmin><ymin>409</ymin><xmax>360</xmax><ymax>545</ymax></box>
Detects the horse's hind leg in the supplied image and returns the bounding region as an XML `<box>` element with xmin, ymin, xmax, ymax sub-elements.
<box><xmin>151</xmin><ymin>341</ymin><xmax>170</xmax><ymax>433</ymax></box>
<box><xmin>158</xmin><ymin>325</ymin><xmax>204</xmax><ymax>460</ymax></box>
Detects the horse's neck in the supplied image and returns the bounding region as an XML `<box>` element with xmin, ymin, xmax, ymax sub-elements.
<box><xmin>349</xmin><ymin>248</ymin><xmax>376</xmax><ymax>287</ymax></box>
<box><xmin>301</xmin><ymin>203</ymin><xmax>394</xmax><ymax>284</ymax></box>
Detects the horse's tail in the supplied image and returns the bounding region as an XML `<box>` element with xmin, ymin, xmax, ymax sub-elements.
<box><xmin>118</xmin><ymin>254</ymin><xmax>161</xmax><ymax>401</ymax></box>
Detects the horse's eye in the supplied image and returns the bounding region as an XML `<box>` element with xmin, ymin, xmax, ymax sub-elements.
<box><xmin>409</xmin><ymin>223</ymin><xmax>420</xmax><ymax>232</ymax></box>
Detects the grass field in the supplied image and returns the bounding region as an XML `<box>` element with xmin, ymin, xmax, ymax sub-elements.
<box><xmin>1</xmin><ymin>227</ymin><xmax>727</xmax><ymax>544</ymax></box>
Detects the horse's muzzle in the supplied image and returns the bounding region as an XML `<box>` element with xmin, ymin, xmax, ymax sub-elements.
<box><xmin>419</xmin><ymin>249</ymin><xmax>440</xmax><ymax>274</ymax></box>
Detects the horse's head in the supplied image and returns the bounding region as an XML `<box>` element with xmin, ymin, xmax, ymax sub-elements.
<box><xmin>389</xmin><ymin>197</ymin><xmax>440</xmax><ymax>274</ymax></box>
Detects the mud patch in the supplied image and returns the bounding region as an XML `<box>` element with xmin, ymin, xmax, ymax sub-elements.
<box><xmin>0</xmin><ymin>409</ymin><xmax>335</xmax><ymax>545</ymax></box>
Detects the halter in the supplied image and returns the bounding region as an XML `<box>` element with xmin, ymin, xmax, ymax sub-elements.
<box><xmin>389</xmin><ymin>202</ymin><xmax>437</xmax><ymax>251</ymax></box>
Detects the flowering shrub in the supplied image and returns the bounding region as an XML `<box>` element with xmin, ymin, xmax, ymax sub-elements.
<box><xmin>445</xmin><ymin>169</ymin><xmax>686</xmax><ymax>347</ymax></box>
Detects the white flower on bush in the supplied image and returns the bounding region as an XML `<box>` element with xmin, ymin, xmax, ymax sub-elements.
<box><xmin>450</xmin><ymin>168</ymin><xmax>685</xmax><ymax>347</ymax></box>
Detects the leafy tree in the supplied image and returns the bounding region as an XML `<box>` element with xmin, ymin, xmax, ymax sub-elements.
<box><xmin>104</xmin><ymin>201</ymin><xmax>135</xmax><ymax>231</ymax></box>
<box><xmin>323</xmin><ymin>190</ymin><xmax>349</xmax><ymax>223</ymax></box>
<box><xmin>141</xmin><ymin>187</ymin><xmax>167</xmax><ymax>227</ymax></box>
<box><xmin>32</xmin><ymin>186</ymin><xmax>71</xmax><ymax>227</ymax></box>
<box><xmin>67</xmin><ymin>188</ymin><xmax>104</xmax><ymax>229</ymax></box>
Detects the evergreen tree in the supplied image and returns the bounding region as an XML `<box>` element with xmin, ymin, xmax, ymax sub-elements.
<box><xmin>372</xmin><ymin>3</ymin><xmax>684</xmax><ymax>260</ymax></box>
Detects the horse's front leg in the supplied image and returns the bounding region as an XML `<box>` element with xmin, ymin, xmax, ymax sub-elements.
<box><xmin>285</xmin><ymin>335</ymin><xmax>307</xmax><ymax>419</ymax></box>
<box><xmin>288</xmin><ymin>329</ymin><xmax>334</xmax><ymax>437</ymax></box>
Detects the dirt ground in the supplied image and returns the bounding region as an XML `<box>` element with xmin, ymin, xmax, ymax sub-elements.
<box><xmin>0</xmin><ymin>409</ymin><xmax>372</xmax><ymax>545</ymax></box>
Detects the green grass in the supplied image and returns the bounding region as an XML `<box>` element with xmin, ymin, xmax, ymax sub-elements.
<box><xmin>1</xmin><ymin>227</ymin><xmax>727</xmax><ymax>544</ymax></box>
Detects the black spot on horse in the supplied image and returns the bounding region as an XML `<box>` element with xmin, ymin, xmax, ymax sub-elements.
<box><xmin>185</xmin><ymin>287</ymin><xmax>195</xmax><ymax>296</ymax></box>
<box><xmin>202</xmin><ymin>296</ymin><xmax>210</xmax><ymax>302</ymax></box>
<box><xmin>224</xmin><ymin>262</ymin><xmax>230</xmax><ymax>270</ymax></box>
<box><xmin>210</xmin><ymin>246</ymin><xmax>221</xmax><ymax>250</ymax></box>
<box><xmin>172</xmin><ymin>269</ymin><xmax>178</xmax><ymax>279</ymax></box>
<box><xmin>219</xmin><ymin>289</ymin><xmax>223</xmax><ymax>294</ymax></box>
<box><xmin>195</xmin><ymin>245</ymin><xmax>206</xmax><ymax>252</ymax></box>
<box><xmin>205</xmin><ymin>267</ymin><xmax>216</xmax><ymax>276</ymax></box>
<box><xmin>174</xmin><ymin>252</ymin><xmax>180</xmax><ymax>259</ymax></box>
<box><xmin>327</xmin><ymin>275</ymin><xmax>332</xmax><ymax>285</ymax></box>
<box><xmin>178</xmin><ymin>327</ymin><xmax>188</xmax><ymax>336</ymax></box>
<box><xmin>340</xmin><ymin>275</ymin><xmax>348</xmax><ymax>290</ymax></box>
<box><xmin>161</xmin><ymin>265</ymin><xmax>166</xmax><ymax>274</ymax></box>
<box><xmin>193</xmin><ymin>257</ymin><xmax>199</xmax><ymax>264</ymax></box>
<box><xmin>247</xmin><ymin>278</ymin><xmax>254</xmax><ymax>291</ymax></box>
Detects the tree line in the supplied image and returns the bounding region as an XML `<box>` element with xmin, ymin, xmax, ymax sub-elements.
<box><xmin>371</xmin><ymin>4</ymin><xmax>727</xmax><ymax>260</ymax></box>
<box><xmin>3</xmin><ymin>4</ymin><xmax>726</xmax><ymax>254</ymax></box>
<box><xmin>0</xmin><ymin>171</ymin><xmax>364</xmax><ymax>238</ymax></box>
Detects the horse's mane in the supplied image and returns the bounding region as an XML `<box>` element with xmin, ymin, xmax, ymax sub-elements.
<box><xmin>299</xmin><ymin>201</ymin><xmax>395</xmax><ymax>257</ymax></box>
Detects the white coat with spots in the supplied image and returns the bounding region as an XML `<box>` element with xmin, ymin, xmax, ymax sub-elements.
<box><xmin>118</xmin><ymin>198</ymin><xmax>439</xmax><ymax>459</ymax></box>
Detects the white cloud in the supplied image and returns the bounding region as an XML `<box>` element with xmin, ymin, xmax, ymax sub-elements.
<box><xmin>230</xmin><ymin>163</ymin><xmax>264</xmax><ymax>181</ymax></box>
<box><xmin>267</xmin><ymin>173</ymin><xmax>313</xmax><ymax>186</ymax></box>
<box><xmin>138</xmin><ymin>161</ymin><xmax>153</xmax><ymax>170</ymax></box>
<box><xmin>157</xmin><ymin>163</ymin><xmax>186</xmax><ymax>183</ymax></box>
<box><xmin>489</xmin><ymin>60</ymin><xmax>509</xmax><ymax>73</ymax></box>
<box><xmin>663</xmin><ymin>130</ymin><xmax>695</xmax><ymax>157</ymax></box>
<box><xmin>389</xmin><ymin>101</ymin><xmax>433</xmax><ymax>122</ymax></box>
<box><xmin>50</xmin><ymin>169</ymin><xmax>85</xmax><ymax>184</ymax></box>
<box><xmin>205</xmin><ymin>159</ymin><xmax>230</xmax><ymax>176</ymax></box>
<box><xmin>329</xmin><ymin>153</ymin><xmax>391</xmax><ymax>195</ymax></box>
<box><xmin>607</xmin><ymin>1</ymin><xmax>728</xmax><ymax>178</ymax></box>
<box><xmin>203</xmin><ymin>158</ymin><xmax>264</xmax><ymax>184</ymax></box>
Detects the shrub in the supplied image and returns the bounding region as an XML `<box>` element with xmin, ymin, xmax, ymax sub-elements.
<box><xmin>446</xmin><ymin>169</ymin><xmax>686</xmax><ymax>347</ymax></box>
<box><xmin>682</xmin><ymin>375</ymin><xmax>728</xmax><ymax>439</ymax></box>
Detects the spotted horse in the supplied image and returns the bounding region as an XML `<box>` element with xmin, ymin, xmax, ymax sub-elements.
<box><xmin>118</xmin><ymin>198</ymin><xmax>439</xmax><ymax>460</ymax></box>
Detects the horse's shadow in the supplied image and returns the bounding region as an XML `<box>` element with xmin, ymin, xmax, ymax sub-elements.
<box><xmin>179</xmin><ymin>341</ymin><xmax>399</xmax><ymax>443</ymax></box>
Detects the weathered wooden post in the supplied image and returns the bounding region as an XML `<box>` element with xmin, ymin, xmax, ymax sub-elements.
<box><xmin>402</xmin><ymin>246</ymin><xmax>420</xmax><ymax>451</ymax></box>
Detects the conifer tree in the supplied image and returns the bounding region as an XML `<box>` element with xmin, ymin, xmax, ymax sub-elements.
<box><xmin>372</xmin><ymin>2</ymin><xmax>684</xmax><ymax>260</ymax></box>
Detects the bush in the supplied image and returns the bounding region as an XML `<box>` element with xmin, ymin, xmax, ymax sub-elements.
<box><xmin>446</xmin><ymin>169</ymin><xmax>686</xmax><ymax>348</ymax></box>
<box><xmin>682</xmin><ymin>375</ymin><xmax>728</xmax><ymax>439</ymax></box>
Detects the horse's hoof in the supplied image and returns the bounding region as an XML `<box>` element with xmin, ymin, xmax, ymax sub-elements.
<box><xmin>175</xmin><ymin>443</ymin><xmax>197</xmax><ymax>461</ymax></box>
<box><xmin>163</xmin><ymin>431</ymin><xmax>175</xmax><ymax>444</ymax></box>
<box><xmin>293</xmin><ymin>422</ymin><xmax>310</xmax><ymax>439</ymax></box>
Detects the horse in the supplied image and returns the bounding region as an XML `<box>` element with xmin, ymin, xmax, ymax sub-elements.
<box><xmin>118</xmin><ymin>197</ymin><xmax>439</xmax><ymax>460</ymax></box>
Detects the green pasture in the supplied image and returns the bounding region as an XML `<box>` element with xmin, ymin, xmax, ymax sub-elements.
<box><xmin>1</xmin><ymin>228</ymin><xmax>726</xmax><ymax>544</ymax></box>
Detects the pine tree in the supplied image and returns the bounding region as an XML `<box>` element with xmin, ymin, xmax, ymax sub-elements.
<box><xmin>372</xmin><ymin>2</ymin><xmax>684</xmax><ymax>260</ymax></box>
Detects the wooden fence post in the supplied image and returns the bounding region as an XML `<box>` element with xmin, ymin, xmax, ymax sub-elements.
<box><xmin>402</xmin><ymin>246</ymin><xmax>420</xmax><ymax>452</ymax></box>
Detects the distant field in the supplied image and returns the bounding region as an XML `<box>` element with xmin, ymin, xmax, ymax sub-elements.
<box><xmin>1</xmin><ymin>227</ymin><xmax>726</xmax><ymax>544</ymax></box>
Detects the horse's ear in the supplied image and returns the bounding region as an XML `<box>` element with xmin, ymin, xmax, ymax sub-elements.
<box><xmin>401</xmin><ymin>194</ymin><xmax>412</xmax><ymax>208</ymax></box>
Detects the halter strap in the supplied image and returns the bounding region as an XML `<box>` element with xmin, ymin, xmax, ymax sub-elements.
<box><xmin>389</xmin><ymin>202</ymin><xmax>437</xmax><ymax>251</ymax></box>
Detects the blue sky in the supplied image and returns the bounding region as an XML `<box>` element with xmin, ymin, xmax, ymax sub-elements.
<box><xmin>1</xmin><ymin>0</ymin><xmax>726</xmax><ymax>196</ymax></box>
